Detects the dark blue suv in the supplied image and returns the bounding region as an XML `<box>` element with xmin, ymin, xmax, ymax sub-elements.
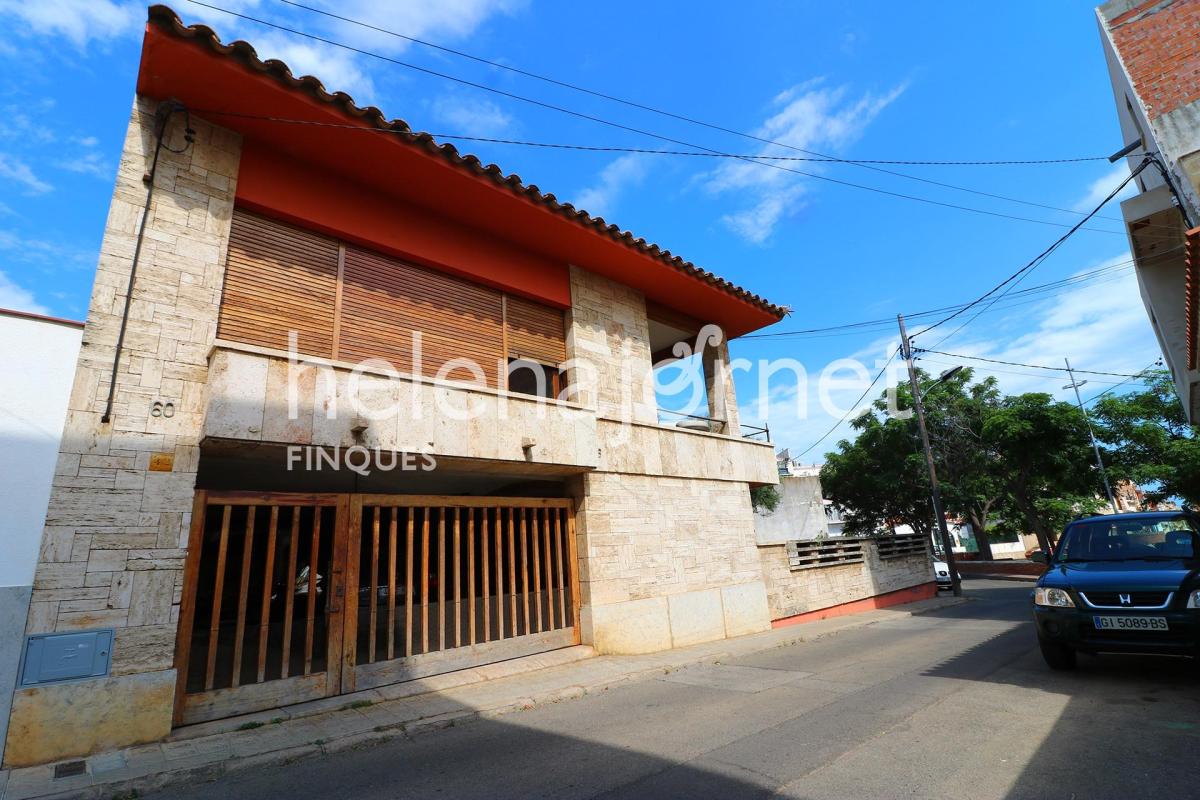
<box><xmin>1031</xmin><ymin>511</ymin><xmax>1200</xmax><ymax>669</ymax></box>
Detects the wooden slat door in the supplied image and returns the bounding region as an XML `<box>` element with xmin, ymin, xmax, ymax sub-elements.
<box><xmin>173</xmin><ymin>491</ymin><xmax>351</xmax><ymax>725</ymax></box>
<box><xmin>174</xmin><ymin>492</ymin><xmax>578</xmax><ymax>725</ymax></box>
<box><xmin>342</xmin><ymin>496</ymin><xmax>579</xmax><ymax>695</ymax></box>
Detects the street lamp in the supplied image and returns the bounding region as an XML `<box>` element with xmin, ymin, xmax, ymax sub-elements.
<box><xmin>926</xmin><ymin>366</ymin><xmax>964</xmax><ymax>393</ymax></box>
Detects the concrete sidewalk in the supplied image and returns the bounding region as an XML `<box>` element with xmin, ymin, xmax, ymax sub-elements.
<box><xmin>0</xmin><ymin>595</ymin><xmax>966</xmax><ymax>800</ymax></box>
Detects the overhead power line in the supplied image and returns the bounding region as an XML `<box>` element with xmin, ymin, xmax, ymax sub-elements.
<box><xmin>913</xmin><ymin>349</ymin><xmax>1151</xmax><ymax>378</ymax></box>
<box><xmin>794</xmin><ymin>349</ymin><xmax>899</xmax><ymax>458</ymax></box>
<box><xmin>741</xmin><ymin>256</ymin><xmax>1144</xmax><ymax>340</ymax></box>
<box><xmin>272</xmin><ymin>2</ymin><xmax>1117</xmax><ymax>167</ymax></box>
<box><xmin>911</xmin><ymin>157</ymin><xmax>1153</xmax><ymax>344</ymax></box>
<box><xmin>918</xmin><ymin>355</ymin><xmax>1130</xmax><ymax>385</ymax></box>
<box><xmin>1082</xmin><ymin>360</ymin><xmax>1163</xmax><ymax>405</ymax></box>
<box><xmin>186</xmin><ymin>1</ymin><xmax>1128</xmax><ymax>235</ymax></box>
<box><xmin>268</xmin><ymin>0</ymin><xmax>1163</xmax><ymax>229</ymax></box>
<box><xmin>271</xmin><ymin>0</ymin><xmax>1183</xmax><ymax>231</ymax></box>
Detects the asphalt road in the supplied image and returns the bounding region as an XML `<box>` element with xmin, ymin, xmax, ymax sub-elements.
<box><xmin>151</xmin><ymin>580</ymin><xmax>1200</xmax><ymax>799</ymax></box>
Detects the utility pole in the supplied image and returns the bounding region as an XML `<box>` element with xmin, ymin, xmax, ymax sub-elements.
<box><xmin>897</xmin><ymin>314</ymin><xmax>962</xmax><ymax>596</ymax></box>
<box><xmin>1064</xmin><ymin>358</ymin><xmax>1119</xmax><ymax>514</ymax></box>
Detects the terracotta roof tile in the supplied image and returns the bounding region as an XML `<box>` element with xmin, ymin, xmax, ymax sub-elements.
<box><xmin>146</xmin><ymin>4</ymin><xmax>788</xmax><ymax>321</ymax></box>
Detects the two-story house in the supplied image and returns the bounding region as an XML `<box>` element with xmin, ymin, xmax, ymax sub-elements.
<box><xmin>3</xmin><ymin>6</ymin><xmax>785</xmax><ymax>767</ymax></box>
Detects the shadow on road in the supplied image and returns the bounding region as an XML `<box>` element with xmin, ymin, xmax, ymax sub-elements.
<box><xmin>923</xmin><ymin>579</ymin><xmax>1200</xmax><ymax>799</ymax></box>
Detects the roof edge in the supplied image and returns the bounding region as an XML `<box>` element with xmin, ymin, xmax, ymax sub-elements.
<box><xmin>145</xmin><ymin>4</ymin><xmax>789</xmax><ymax>324</ymax></box>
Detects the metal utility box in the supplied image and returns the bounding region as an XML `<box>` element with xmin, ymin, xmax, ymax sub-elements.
<box><xmin>19</xmin><ymin>630</ymin><xmax>113</xmax><ymax>687</ymax></box>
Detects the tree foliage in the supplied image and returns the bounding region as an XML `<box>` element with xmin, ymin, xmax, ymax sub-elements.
<box><xmin>981</xmin><ymin>392</ymin><xmax>1101</xmax><ymax>552</ymax></box>
<box><xmin>750</xmin><ymin>484</ymin><xmax>782</xmax><ymax>514</ymax></box>
<box><xmin>1092</xmin><ymin>370</ymin><xmax>1200</xmax><ymax>506</ymax></box>
<box><xmin>821</xmin><ymin>368</ymin><xmax>1107</xmax><ymax>553</ymax></box>
<box><xmin>820</xmin><ymin>399</ymin><xmax>934</xmax><ymax>538</ymax></box>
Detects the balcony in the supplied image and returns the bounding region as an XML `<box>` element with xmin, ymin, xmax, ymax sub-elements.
<box><xmin>203</xmin><ymin>342</ymin><xmax>599</xmax><ymax>470</ymax></box>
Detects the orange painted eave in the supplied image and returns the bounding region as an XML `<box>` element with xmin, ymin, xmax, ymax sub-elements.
<box><xmin>133</xmin><ymin>17</ymin><xmax>786</xmax><ymax>338</ymax></box>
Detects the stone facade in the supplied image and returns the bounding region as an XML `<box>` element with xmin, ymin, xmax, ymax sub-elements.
<box><xmin>564</xmin><ymin>266</ymin><xmax>773</xmax><ymax>654</ymax></box>
<box><xmin>5</xmin><ymin>99</ymin><xmax>779</xmax><ymax>767</ymax></box>
<box><xmin>758</xmin><ymin>542</ymin><xmax>934</xmax><ymax>622</ymax></box>
<box><xmin>575</xmin><ymin>472</ymin><xmax>771</xmax><ymax>653</ymax></box>
<box><xmin>564</xmin><ymin>265</ymin><xmax>657</xmax><ymax>425</ymax></box>
<box><xmin>4</xmin><ymin>97</ymin><xmax>240</xmax><ymax>767</ymax></box>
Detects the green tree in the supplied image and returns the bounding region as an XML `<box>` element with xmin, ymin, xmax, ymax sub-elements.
<box><xmin>822</xmin><ymin>368</ymin><xmax>1005</xmax><ymax>553</ymax></box>
<box><xmin>750</xmin><ymin>484</ymin><xmax>782</xmax><ymax>513</ymax></box>
<box><xmin>922</xmin><ymin>370</ymin><xmax>1004</xmax><ymax>559</ymax></box>
<box><xmin>982</xmin><ymin>393</ymin><xmax>1101</xmax><ymax>552</ymax></box>
<box><xmin>1092</xmin><ymin>370</ymin><xmax>1200</xmax><ymax>507</ymax></box>
<box><xmin>820</xmin><ymin>400</ymin><xmax>934</xmax><ymax>538</ymax></box>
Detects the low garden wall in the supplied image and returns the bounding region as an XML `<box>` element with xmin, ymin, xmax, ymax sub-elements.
<box><xmin>758</xmin><ymin>536</ymin><xmax>935</xmax><ymax>623</ymax></box>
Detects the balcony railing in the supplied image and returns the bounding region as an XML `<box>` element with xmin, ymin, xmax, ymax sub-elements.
<box><xmin>655</xmin><ymin>407</ymin><xmax>771</xmax><ymax>441</ymax></box>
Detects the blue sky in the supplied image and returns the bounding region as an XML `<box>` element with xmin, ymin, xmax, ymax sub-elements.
<box><xmin>0</xmin><ymin>0</ymin><xmax>1161</xmax><ymax>458</ymax></box>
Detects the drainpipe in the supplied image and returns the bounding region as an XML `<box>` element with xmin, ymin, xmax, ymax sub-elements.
<box><xmin>100</xmin><ymin>100</ymin><xmax>193</xmax><ymax>423</ymax></box>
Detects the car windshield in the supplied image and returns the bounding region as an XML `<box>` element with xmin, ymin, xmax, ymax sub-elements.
<box><xmin>1056</xmin><ymin>517</ymin><xmax>1199</xmax><ymax>562</ymax></box>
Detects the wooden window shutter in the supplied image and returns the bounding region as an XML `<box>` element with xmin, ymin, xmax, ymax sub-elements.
<box><xmin>504</xmin><ymin>295</ymin><xmax>567</xmax><ymax>366</ymax></box>
<box><xmin>217</xmin><ymin>211</ymin><xmax>339</xmax><ymax>357</ymax></box>
<box><xmin>338</xmin><ymin>245</ymin><xmax>505</xmax><ymax>386</ymax></box>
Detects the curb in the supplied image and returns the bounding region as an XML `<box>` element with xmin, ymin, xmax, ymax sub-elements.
<box><xmin>963</xmin><ymin>573</ymin><xmax>1039</xmax><ymax>583</ymax></box>
<box><xmin>1</xmin><ymin>594</ymin><xmax>969</xmax><ymax>800</ymax></box>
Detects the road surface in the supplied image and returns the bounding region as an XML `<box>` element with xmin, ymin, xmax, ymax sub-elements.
<box><xmin>150</xmin><ymin>580</ymin><xmax>1200</xmax><ymax>799</ymax></box>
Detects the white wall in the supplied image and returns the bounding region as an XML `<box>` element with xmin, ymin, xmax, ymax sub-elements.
<box><xmin>754</xmin><ymin>474</ymin><xmax>829</xmax><ymax>544</ymax></box>
<box><xmin>0</xmin><ymin>310</ymin><xmax>82</xmax><ymax>588</ymax></box>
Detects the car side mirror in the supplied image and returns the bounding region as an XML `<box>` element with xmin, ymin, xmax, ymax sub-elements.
<box><xmin>1030</xmin><ymin>551</ymin><xmax>1048</xmax><ymax>564</ymax></box>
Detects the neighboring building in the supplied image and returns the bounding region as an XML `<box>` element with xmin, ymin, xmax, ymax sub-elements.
<box><xmin>2</xmin><ymin>7</ymin><xmax>787</xmax><ymax>768</ymax></box>
<box><xmin>1097</xmin><ymin>0</ymin><xmax>1200</xmax><ymax>419</ymax></box>
<box><xmin>824</xmin><ymin>501</ymin><xmax>847</xmax><ymax>537</ymax></box>
<box><xmin>1114</xmin><ymin>479</ymin><xmax>1144</xmax><ymax>512</ymax></box>
<box><xmin>0</xmin><ymin>308</ymin><xmax>83</xmax><ymax>755</ymax></box>
<box><xmin>754</xmin><ymin>457</ymin><xmax>828</xmax><ymax>543</ymax></box>
<box><xmin>754</xmin><ymin>455</ymin><xmax>934</xmax><ymax>621</ymax></box>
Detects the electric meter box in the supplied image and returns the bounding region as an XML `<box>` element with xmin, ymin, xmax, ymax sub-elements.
<box><xmin>19</xmin><ymin>630</ymin><xmax>113</xmax><ymax>687</ymax></box>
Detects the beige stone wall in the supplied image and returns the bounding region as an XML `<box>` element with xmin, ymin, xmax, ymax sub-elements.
<box><xmin>4</xmin><ymin>97</ymin><xmax>240</xmax><ymax>768</ymax></box>
<box><xmin>574</xmin><ymin>463</ymin><xmax>771</xmax><ymax>654</ymax></box>
<box><xmin>206</xmin><ymin>345</ymin><xmax>600</xmax><ymax>469</ymax></box>
<box><xmin>564</xmin><ymin>265</ymin><xmax>657</xmax><ymax>425</ymax></box>
<box><xmin>564</xmin><ymin>265</ymin><xmax>775</xmax><ymax>654</ymax></box>
<box><xmin>595</xmin><ymin>418</ymin><xmax>776</xmax><ymax>484</ymax></box>
<box><xmin>758</xmin><ymin>542</ymin><xmax>935</xmax><ymax>621</ymax></box>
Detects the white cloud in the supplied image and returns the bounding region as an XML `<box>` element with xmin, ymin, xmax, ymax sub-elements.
<box><xmin>0</xmin><ymin>0</ymin><xmax>141</xmax><ymax>49</ymax></box>
<box><xmin>0</xmin><ymin>269</ymin><xmax>48</xmax><ymax>314</ymax></box>
<box><xmin>430</xmin><ymin>96</ymin><xmax>512</xmax><ymax>136</ymax></box>
<box><xmin>249</xmin><ymin>32</ymin><xmax>379</xmax><ymax>101</ymax></box>
<box><xmin>179</xmin><ymin>0</ymin><xmax>523</xmax><ymax>106</ymax></box>
<box><xmin>919</xmin><ymin>254</ymin><xmax>1159</xmax><ymax>400</ymax></box>
<box><xmin>0</xmin><ymin>229</ymin><xmax>93</xmax><ymax>269</ymax></box>
<box><xmin>0</xmin><ymin>154</ymin><xmax>52</xmax><ymax>194</ymax></box>
<box><xmin>706</xmin><ymin>80</ymin><xmax>906</xmax><ymax>243</ymax></box>
<box><xmin>55</xmin><ymin>150</ymin><xmax>111</xmax><ymax>179</ymax></box>
<box><xmin>734</xmin><ymin>254</ymin><xmax>1161</xmax><ymax>458</ymax></box>
<box><xmin>323</xmin><ymin>0</ymin><xmax>527</xmax><ymax>54</ymax></box>
<box><xmin>54</xmin><ymin>136</ymin><xmax>111</xmax><ymax>180</ymax></box>
<box><xmin>573</xmin><ymin>154</ymin><xmax>648</xmax><ymax>219</ymax></box>
<box><xmin>1073</xmin><ymin>163</ymin><xmax>1140</xmax><ymax>212</ymax></box>
<box><xmin>722</xmin><ymin>185</ymin><xmax>806</xmax><ymax>246</ymax></box>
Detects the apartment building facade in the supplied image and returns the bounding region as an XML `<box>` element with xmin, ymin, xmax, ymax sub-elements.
<box><xmin>2</xmin><ymin>6</ymin><xmax>786</xmax><ymax>767</ymax></box>
<box><xmin>1097</xmin><ymin>0</ymin><xmax>1200</xmax><ymax>418</ymax></box>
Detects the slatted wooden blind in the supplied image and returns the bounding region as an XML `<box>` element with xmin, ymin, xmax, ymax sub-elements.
<box><xmin>217</xmin><ymin>212</ymin><xmax>340</xmax><ymax>357</ymax></box>
<box><xmin>505</xmin><ymin>295</ymin><xmax>567</xmax><ymax>365</ymax></box>
<box><xmin>339</xmin><ymin>245</ymin><xmax>505</xmax><ymax>386</ymax></box>
<box><xmin>217</xmin><ymin>209</ymin><xmax>567</xmax><ymax>388</ymax></box>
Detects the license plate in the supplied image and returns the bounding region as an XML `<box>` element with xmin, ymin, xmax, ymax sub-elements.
<box><xmin>1093</xmin><ymin>615</ymin><xmax>1168</xmax><ymax>631</ymax></box>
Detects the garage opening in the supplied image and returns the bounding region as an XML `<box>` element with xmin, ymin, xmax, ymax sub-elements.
<box><xmin>174</xmin><ymin>482</ymin><xmax>579</xmax><ymax>725</ymax></box>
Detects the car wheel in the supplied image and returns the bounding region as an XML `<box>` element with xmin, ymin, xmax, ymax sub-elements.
<box><xmin>1039</xmin><ymin>639</ymin><xmax>1077</xmax><ymax>670</ymax></box>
